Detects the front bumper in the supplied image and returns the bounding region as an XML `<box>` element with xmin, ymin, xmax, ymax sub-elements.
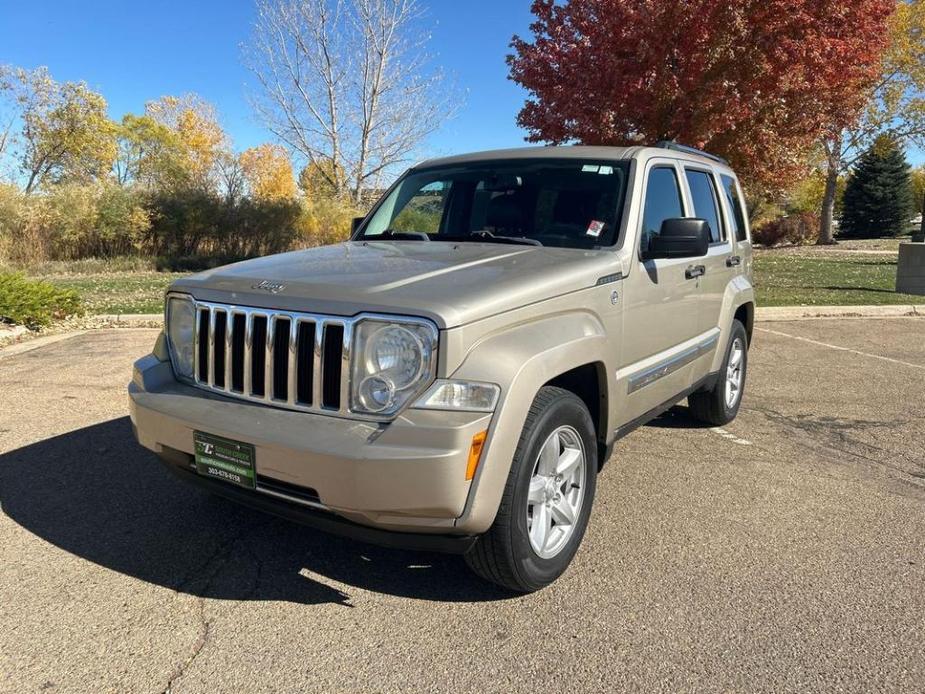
<box><xmin>129</xmin><ymin>355</ymin><xmax>492</xmax><ymax>540</ymax></box>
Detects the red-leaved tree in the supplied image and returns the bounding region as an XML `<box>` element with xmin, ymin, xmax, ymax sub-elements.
<box><xmin>509</xmin><ymin>0</ymin><xmax>895</xmax><ymax>195</ymax></box>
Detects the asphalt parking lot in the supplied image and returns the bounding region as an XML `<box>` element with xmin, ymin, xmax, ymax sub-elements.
<box><xmin>1</xmin><ymin>318</ymin><xmax>924</xmax><ymax>693</ymax></box>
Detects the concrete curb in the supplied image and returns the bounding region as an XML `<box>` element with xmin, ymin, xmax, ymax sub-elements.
<box><xmin>755</xmin><ymin>305</ymin><xmax>922</xmax><ymax>322</ymax></box>
<box><xmin>5</xmin><ymin>307</ymin><xmax>923</xmax><ymax>340</ymax></box>
<box><xmin>98</xmin><ymin>307</ymin><xmax>925</xmax><ymax>325</ymax></box>
<box><xmin>93</xmin><ymin>313</ymin><xmax>163</xmax><ymax>326</ymax></box>
<box><xmin>76</xmin><ymin>307</ymin><xmax>925</xmax><ymax>325</ymax></box>
<box><xmin>0</xmin><ymin>325</ymin><xmax>28</xmax><ymax>341</ymax></box>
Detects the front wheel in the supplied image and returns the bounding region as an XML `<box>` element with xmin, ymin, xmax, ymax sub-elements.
<box><xmin>689</xmin><ymin>319</ymin><xmax>749</xmax><ymax>426</ymax></box>
<box><xmin>464</xmin><ymin>386</ymin><xmax>598</xmax><ymax>593</ymax></box>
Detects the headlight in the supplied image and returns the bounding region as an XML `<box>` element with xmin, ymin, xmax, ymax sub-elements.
<box><xmin>166</xmin><ymin>295</ymin><xmax>196</xmax><ymax>381</ymax></box>
<box><xmin>350</xmin><ymin>318</ymin><xmax>437</xmax><ymax>415</ymax></box>
<box><xmin>414</xmin><ymin>380</ymin><xmax>500</xmax><ymax>412</ymax></box>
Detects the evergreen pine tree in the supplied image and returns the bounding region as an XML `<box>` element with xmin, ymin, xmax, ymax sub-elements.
<box><xmin>840</xmin><ymin>136</ymin><xmax>915</xmax><ymax>238</ymax></box>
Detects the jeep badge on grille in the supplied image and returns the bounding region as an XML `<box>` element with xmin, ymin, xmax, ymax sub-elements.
<box><xmin>252</xmin><ymin>280</ymin><xmax>285</xmax><ymax>294</ymax></box>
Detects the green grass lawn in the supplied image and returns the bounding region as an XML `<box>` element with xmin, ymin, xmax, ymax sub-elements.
<box><xmin>753</xmin><ymin>252</ymin><xmax>925</xmax><ymax>306</ymax></box>
<box><xmin>31</xmin><ymin>271</ymin><xmax>184</xmax><ymax>314</ymax></box>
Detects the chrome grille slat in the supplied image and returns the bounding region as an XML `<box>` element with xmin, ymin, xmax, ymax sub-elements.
<box><xmin>207</xmin><ymin>310</ymin><xmax>217</xmax><ymax>388</ymax></box>
<box><xmin>339</xmin><ymin>322</ymin><xmax>353</xmax><ymax>414</ymax></box>
<box><xmin>224</xmin><ymin>310</ymin><xmax>234</xmax><ymax>392</ymax></box>
<box><xmin>265</xmin><ymin>315</ymin><xmax>276</xmax><ymax>402</ymax></box>
<box><xmin>243</xmin><ymin>313</ymin><xmax>253</xmax><ymax>396</ymax></box>
<box><xmin>311</xmin><ymin>321</ymin><xmax>324</xmax><ymax>408</ymax></box>
<box><xmin>287</xmin><ymin>318</ymin><xmax>298</xmax><ymax>406</ymax></box>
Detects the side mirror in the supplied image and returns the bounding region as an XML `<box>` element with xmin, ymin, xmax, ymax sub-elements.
<box><xmin>643</xmin><ymin>218</ymin><xmax>711</xmax><ymax>260</ymax></box>
<box><xmin>351</xmin><ymin>217</ymin><xmax>365</xmax><ymax>235</ymax></box>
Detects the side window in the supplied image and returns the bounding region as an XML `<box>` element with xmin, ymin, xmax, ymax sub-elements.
<box><xmin>685</xmin><ymin>169</ymin><xmax>724</xmax><ymax>243</ymax></box>
<box><xmin>390</xmin><ymin>181</ymin><xmax>448</xmax><ymax>234</ymax></box>
<box><xmin>721</xmin><ymin>174</ymin><xmax>748</xmax><ymax>242</ymax></box>
<box><xmin>641</xmin><ymin>167</ymin><xmax>684</xmax><ymax>253</ymax></box>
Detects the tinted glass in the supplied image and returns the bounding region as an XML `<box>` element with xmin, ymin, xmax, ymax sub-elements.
<box><xmin>360</xmin><ymin>160</ymin><xmax>630</xmax><ymax>249</ymax></box>
<box><xmin>721</xmin><ymin>174</ymin><xmax>748</xmax><ymax>242</ymax></box>
<box><xmin>641</xmin><ymin>167</ymin><xmax>684</xmax><ymax>253</ymax></box>
<box><xmin>685</xmin><ymin>170</ymin><xmax>723</xmax><ymax>243</ymax></box>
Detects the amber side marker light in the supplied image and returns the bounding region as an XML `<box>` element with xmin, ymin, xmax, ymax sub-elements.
<box><xmin>466</xmin><ymin>430</ymin><xmax>488</xmax><ymax>481</ymax></box>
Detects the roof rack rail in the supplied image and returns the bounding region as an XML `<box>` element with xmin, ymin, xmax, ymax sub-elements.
<box><xmin>655</xmin><ymin>140</ymin><xmax>729</xmax><ymax>165</ymax></box>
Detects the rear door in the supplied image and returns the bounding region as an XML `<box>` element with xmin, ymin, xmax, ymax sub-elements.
<box><xmin>681</xmin><ymin>166</ymin><xmax>734</xmax><ymax>379</ymax></box>
<box><xmin>619</xmin><ymin>160</ymin><xmax>703</xmax><ymax>421</ymax></box>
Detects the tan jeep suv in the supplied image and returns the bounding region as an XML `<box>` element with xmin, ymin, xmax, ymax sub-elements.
<box><xmin>129</xmin><ymin>143</ymin><xmax>755</xmax><ymax>592</ymax></box>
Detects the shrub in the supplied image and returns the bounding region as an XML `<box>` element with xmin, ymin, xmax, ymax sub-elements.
<box><xmin>752</xmin><ymin>213</ymin><xmax>820</xmax><ymax>247</ymax></box>
<box><xmin>0</xmin><ymin>272</ymin><xmax>83</xmax><ymax>328</ymax></box>
<box><xmin>296</xmin><ymin>195</ymin><xmax>359</xmax><ymax>247</ymax></box>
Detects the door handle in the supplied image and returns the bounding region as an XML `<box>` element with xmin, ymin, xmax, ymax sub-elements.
<box><xmin>685</xmin><ymin>265</ymin><xmax>706</xmax><ymax>280</ymax></box>
<box><xmin>726</xmin><ymin>255</ymin><xmax>742</xmax><ymax>267</ymax></box>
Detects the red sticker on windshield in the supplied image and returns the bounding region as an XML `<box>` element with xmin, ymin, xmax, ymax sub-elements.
<box><xmin>586</xmin><ymin>220</ymin><xmax>605</xmax><ymax>237</ymax></box>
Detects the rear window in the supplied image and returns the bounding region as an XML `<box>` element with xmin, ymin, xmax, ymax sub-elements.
<box><xmin>721</xmin><ymin>174</ymin><xmax>748</xmax><ymax>242</ymax></box>
<box><xmin>685</xmin><ymin>169</ymin><xmax>724</xmax><ymax>243</ymax></box>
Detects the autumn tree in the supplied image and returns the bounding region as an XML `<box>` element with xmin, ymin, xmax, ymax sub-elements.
<box><xmin>245</xmin><ymin>0</ymin><xmax>457</xmax><ymax>203</ymax></box>
<box><xmin>145</xmin><ymin>94</ymin><xmax>229</xmax><ymax>191</ymax></box>
<box><xmin>113</xmin><ymin>113</ymin><xmax>186</xmax><ymax>188</ymax></box>
<box><xmin>0</xmin><ymin>66</ymin><xmax>117</xmax><ymax>193</ymax></box>
<box><xmin>818</xmin><ymin>0</ymin><xmax>925</xmax><ymax>244</ymax></box>
<box><xmin>240</xmin><ymin>143</ymin><xmax>297</xmax><ymax>201</ymax></box>
<box><xmin>509</xmin><ymin>0</ymin><xmax>894</xmax><ymax>194</ymax></box>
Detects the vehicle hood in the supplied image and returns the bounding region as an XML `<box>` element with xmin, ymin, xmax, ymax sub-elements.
<box><xmin>171</xmin><ymin>241</ymin><xmax>622</xmax><ymax>328</ymax></box>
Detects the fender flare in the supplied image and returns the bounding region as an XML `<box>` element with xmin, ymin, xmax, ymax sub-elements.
<box><xmin>449</xmin><ymin>310</ymin><xmax>609</xmax><ymax>534</ymax></box>
<box><xmin>710</xmin><ymin>277</ymin><xmax>756</xmax><ymax>373</ymax></box>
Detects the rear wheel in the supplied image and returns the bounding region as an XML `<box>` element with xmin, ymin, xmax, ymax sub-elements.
<box><xmin>689</xmin><ymin>319</ymin><xmax>749</xmax><ymax>426</ymax></box>
<box><xmin>464</xmin><ymin>386</ymin><xmax>597</xmax><ymax>593</ymax></box>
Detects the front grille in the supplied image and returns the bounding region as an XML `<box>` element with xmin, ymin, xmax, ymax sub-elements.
<box><xmin>192</xmin><ymin>300</ymin><xmax>352</xmax><ymax>415</ymax></box>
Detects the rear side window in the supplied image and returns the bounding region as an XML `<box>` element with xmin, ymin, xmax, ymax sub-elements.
<box><xmin>721</xmin><ymin>174</ymin><xmax>748</xmax><ymax>242</ymax></box>
<box><xmin>685</xmin><ymin>169</ymin><xmax>724</xmax><ymax>243</ymax></box>
<box><xmin>641</xmin><ymin>167</ymin><xmax>684</xmax><ymax>253</ymax></box>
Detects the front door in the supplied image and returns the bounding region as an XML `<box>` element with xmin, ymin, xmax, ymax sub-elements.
<box><xmin>618</xmin><ymin>160</ymin><xmax>703</xmax><ymax>422</ymax></box>
<box><xmin>682</xmin><ymin>166</ymin><xmax>735</xmax><ymax>379</ymax></box>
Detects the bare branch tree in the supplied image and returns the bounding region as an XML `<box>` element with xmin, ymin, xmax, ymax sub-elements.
<box><xmin>245</xmin><ymin>0</ymin><xmax>458</xmax><ymax>203</ymax></box>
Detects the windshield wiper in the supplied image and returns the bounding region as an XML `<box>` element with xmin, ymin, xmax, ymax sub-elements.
<box><xmin>376</xmin><ymin>229</ymin><xmax>431</xmax><ymax>241</ymax></box>
<box><xmin>452</xmin><ymin>230</ymin><xmax>543</xmax><ymax>247</ymax></box>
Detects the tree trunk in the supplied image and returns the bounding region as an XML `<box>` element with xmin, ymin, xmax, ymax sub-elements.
<box><xmin>818</xmin><ymin>141</ymin><xmax>841</xmax><ymax>245</ymax></box>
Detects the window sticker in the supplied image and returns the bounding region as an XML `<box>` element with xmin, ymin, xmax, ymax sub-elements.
<box><xmin>582</xmin><ymin>164</ymin><xmax>600</xmax><ymax>173</ymax></box>
<box><xmin>586</xmin><ymin>220</ymin><xmax>606</xmax><ymax>237</ymax></box>
<box><xmin>598</xmin><ymin>166</ymin><xmax>614</xmax><ymax>175</ymax></box>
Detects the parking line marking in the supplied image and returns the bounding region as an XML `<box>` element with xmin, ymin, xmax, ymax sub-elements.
<box><xmin>756</xmin><ymin>327</ymin><xmax>925</xmax><ymax>371</ymax></box>
<box><xmin>711</xmin><ymin>427</ymin><xmax>752</xmax><ymax>445</ymax></box>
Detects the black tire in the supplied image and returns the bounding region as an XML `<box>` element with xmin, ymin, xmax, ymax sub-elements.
<box><xmin>689</xmin><ymin>319</ymin><xmax>749</xmax><ymax>426</ymax></box>
<box><xmin>464</xmin><ymin>386</ymin><xmax>598</xmax><ymax>593</ymax></box>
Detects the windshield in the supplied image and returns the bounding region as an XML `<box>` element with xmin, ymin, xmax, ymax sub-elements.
<box><xmin>355</xmin><ymin>159</ymin><xmax>630</xmax><ymax>249</ymax></box>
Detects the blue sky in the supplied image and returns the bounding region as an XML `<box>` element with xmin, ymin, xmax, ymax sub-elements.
<box><xmin>0</xmin><ymin>0</ymin><xmax>536</xmax><ymax>159</ymax></box>
<box><xmin>4</xmin><ymin>2</ymin><xmax>921</xmax><ymax>168</ymax></box>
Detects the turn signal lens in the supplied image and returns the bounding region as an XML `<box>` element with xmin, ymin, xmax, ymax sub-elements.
<box><xmin>466</xmin><ymin>430</ymin><xmax>488</xmax><ymax>481</ymax></box>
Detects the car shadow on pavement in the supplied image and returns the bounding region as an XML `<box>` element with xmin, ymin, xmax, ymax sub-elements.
<box><xmin>645</xmin><ymin>404</ymin><xmax>714</xmax><ymax>430</ymax></box>
<box><xmin>0</xmin><ymin>417</ymin><xmax>514</xmax><ymax>606</ymax></box>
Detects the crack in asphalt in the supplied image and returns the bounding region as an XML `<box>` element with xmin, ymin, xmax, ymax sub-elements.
<box><xmin>749</xmin><ymin>405</ymin><xmax>925</xmax><ymax>494</ymax></box>
<box><xmin>160</xmin><ymin>518</ymin><xmax>271</xmax><ymax>694</ymax></box>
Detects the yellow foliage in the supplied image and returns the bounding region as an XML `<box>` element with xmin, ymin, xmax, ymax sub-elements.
<box><xmin>145</xmin><ymin>94</ymin><xmax>228</xmax><ymax>191</ymax></box>
<box><xmin>298</xmin><ymin>159</ymin><xmax>346</xmax><ymax>201</ymax></box>
<box><xmin>788</xmin><ymin>170</ymin><xmax>846</xmax><ymax>215</ymax></box>
<box><xmin>295</xmin><ymin>195</ymin><xmax>358</xmax><ymax>247</ymax></box>
<box><xmin>240</xmin><ymin>144</ymin><xmax>296</xmax><ymax>201</ymax></box>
